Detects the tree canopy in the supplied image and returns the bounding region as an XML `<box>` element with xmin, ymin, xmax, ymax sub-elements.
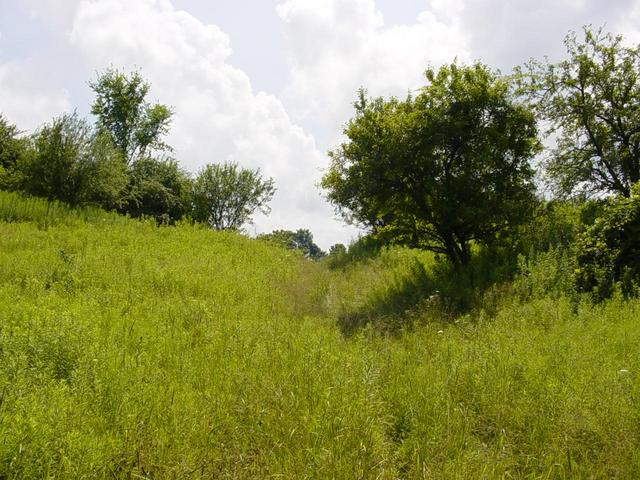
<box><xmin>90</xmin><ymin>69</ymin><xmax>173</xmax><ymax>165</ymax></box>
<box><xmin>191</xmin><ymin>162</ymin><xmax>275</xmax><ymax>231</ymax></box>
<box><xmin>322</xmin><ymin>62</ymin><xmax>541</xmax><ymax>265</ymax></box>
<box><xmin>517</xmin><ymin>27</ymin><xmax>640</xmax><ymax>198</ymax></box>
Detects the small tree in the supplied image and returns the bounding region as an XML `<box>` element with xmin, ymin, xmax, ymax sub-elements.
<box><xmin>328</xmin><ymin>243</ymin><xmax>347</xmax><ymax>256</ymax></box>
<box><xmin>191</xmin><ymin>162</ymin><xmax>275</xmax><ymax>230</ymax></box>
<box><xmin>0</xmin><ymin>115</ymin><xmax>27</xmax><ymax>189</ymax></box>
<box><xmin>90</xmin><ymin>68</ymin><xmax>173</xmax><ymax>164</ymax></box>
<box><xmin>258</xmin><ymin>229</ymin><xmax>326</xmax><ymax>260</ymax></box>
<box><xmin>322</xmin><ymin>62</ymin><xmax>540</xmax><ymax>265</ymax></box>
<box><xmin>517</xmin><ymin>27</ymin><xmax>640</xmax><ymax>198</ymax></box>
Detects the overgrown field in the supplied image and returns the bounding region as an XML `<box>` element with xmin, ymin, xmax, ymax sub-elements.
<box><xmin>1</xmin><ymin>192</ymin><xmax>640</xmax><ymax>479</ymax></box>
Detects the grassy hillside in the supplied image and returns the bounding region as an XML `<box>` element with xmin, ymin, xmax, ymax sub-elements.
<box><xmin>1</xmin><ymin>191</ymin><xmax>640</xmax><ymax>479</ymax></box>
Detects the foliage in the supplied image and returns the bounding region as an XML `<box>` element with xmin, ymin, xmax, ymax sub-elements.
<box><xmin>515</xmin><ymin>200</ymin><xmax>585</xmax><ymax>254</ymax></box>
<box><xmin>123</xmin><ymin>156</ymin><xmax>191</xmax><ymax>223</ymax></box>
<box><xmin>329</xmin><ymin>243</ymin><xmax>347</xmax><ymax>256</ymax></box>
<box><xmin>15</xmin><ymin>113</ymin><xmax>128</xmax><ymax>209</ymax></box>
<box><xmin>326</xmin><ymin>243</ymin><xmax>348</xmax><ymax>267</ymax></box>
<box><xmin>574</xmin><ymin>183</ymin><xmax>640</xmax><ymax>300</ymax></box>
<box><xmin>323</xmin><ymin>62</ymin><xmax>541</xmax><ymax>265</ymax></box>
<box><xmin>90</xmin><ymin>68</ymin><xmax>173</xmax><ymax>164</ymax></box>
<box><xmin>191</xmin><ymin>162</ymin><xmax>275</xmax><ymax>230</ymax></box>
<box><xmin>517</xmin><ymin>27</ymin><xmax>640</xmax><ymax>198</ymax></box>
<box><xmin>0</xmin><ymin>115</ymin><xmax>26</xmax><ymax>189</ymax></box>
<box><xmin>258</xmin><ymin>228</ymin><xmax>326</xmax><ymax>260</ymax></box>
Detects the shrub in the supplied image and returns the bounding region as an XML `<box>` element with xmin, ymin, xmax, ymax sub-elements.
<box><xmin>15</xmin><ymin>113</ymin><xmax>127</xmax><ymax>209</ymax></box>
<box><xmin>574</xmin><ymin>183</ymin><xmax>640</xmax><ymax>301</ymax></box>
<box><xmin>122</xmin><ymin>156</ymin><xmax>191</xmax><ymax>223</ymax></box>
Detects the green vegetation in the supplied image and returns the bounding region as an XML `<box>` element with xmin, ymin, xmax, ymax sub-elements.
<box><xmin>575</xmin><ymin>183</ymin><xmax>640</xmax><ymax>301</ymax></box>
<box><xmin>323</xmin><ymin>62</ymin><xmax>540</xmax><ymax>265</ymax></box>
<box><xmin>1</xmin><ymin>25</ymin><xmax>640</xmax><ymax>478</ymax></box>
<box><xmin>191</xmin><ymin>162</ymin><xmax>275</xmax><ymax>231</ymax></box>
<box><xmin>258</xmin><ymin>228</ymin><xmax>326</xmax><ymax>260</ymax></box>
<box><xmin>90</xmin><ymin>68</ymin><xmax>173</xmax><ymax>165</ymax></box>
<box><xmin>1</xmin><ymin>192</ymin><xmax>640</xmax><ymax>478</ymax></box>
<box><xmin>0</xmin><ymin>70</ymin><xmax>275</xmax><ymax>231</ymax></box>
<box><xmin>517</xmin><ymin>27</ymin><xmax>640</xmax><ymax>198</ymax></box>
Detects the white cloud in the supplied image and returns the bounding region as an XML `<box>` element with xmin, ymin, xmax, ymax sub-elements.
<box><xmin>68</xmin><ymin>0</ymin><xmax>358</xmax><ymax>248</ymax></box>
<box><xmin>445</xmin><ymin>0</ymin><xmax>640</xmax><ymax>68</ymax></box>
<box><xmin>0</xmin><ymin>58</ymin><xmax>70</xmax><ymax>132</ymax></box>
<box><xmin>617</xmin><ymin>0</ymin><xmax>640</xmax><ymax>44</ymax></box>
<box><xmin>22</xmin><ymin>0</ymin><xmax>84</xmax><ymax>28</ymax></box>
<box><xmin>276</xmin><ymin>0</ymin><xmax>640</xmax><ymax>148</ymax></box>
<box><xmin>277</xmin><ymin>0</ymin><xmax>471</xmax><ymax>144</ymax></box>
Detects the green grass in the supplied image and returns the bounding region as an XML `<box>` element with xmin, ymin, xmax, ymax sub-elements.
<box><xmin>1</xmin><ymin>192</ymin><xmax>640</xmax><ymax>478</ymax></box>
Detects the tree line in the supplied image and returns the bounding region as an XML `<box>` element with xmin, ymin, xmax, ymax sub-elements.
<box><xmin>1</xmin><ymin>26</ymin><xmax>639</xmax><ymax>288</ymax></box>
<box><xmin>0</xmin><ymin>69</ymin><xmax>275</xmax><ymax>230</ymax></box>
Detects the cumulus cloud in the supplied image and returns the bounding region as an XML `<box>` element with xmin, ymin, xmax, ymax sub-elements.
<box><xmin>22</xmin><ymin>0</ymin><xmax>84</xmax><ymax>29</ymax></box>
<box><xmin>0</xmin><ymin>58</ymin><xmax>70</xmax><ymax>132</ymax></box>
<box><xmin>452</xmin><ymin>0</ymin><xmax>640</xmax><ymax>69</ymax></box>
<box><xmin>616</xmin><ymin>0</ymin><xmax>640</xmax><ymax>44</ymax></box>
<box><xmin>67</xmin><ymin>0</ymin><xmax>358</xmax><ymax>248</ymax></box>
<box><xmin>277</xmin><ymin>0</ymin><xmax>471</xmax><ymax>144</ymax></box>
<box><xmin>276</xmin><ymin>0</ymin><xmax>640</xmax><ymax>147</ymax></box>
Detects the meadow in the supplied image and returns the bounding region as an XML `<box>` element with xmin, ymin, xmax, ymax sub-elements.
<box><xmin>1</xmin><ymin>190</ymin><xmax>640</xmax><ymax>479</ymax></box>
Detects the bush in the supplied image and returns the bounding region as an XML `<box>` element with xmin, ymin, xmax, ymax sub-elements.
<box><xmin>574</xmin><ymin>183</ymin><xmax>640</xmax><ymax>301</ymax></box>
<box><xmin>14</xmin><ymin>113</ymin><xmax>127</xmax><ymax>209</ymax></box>
<box><xmin>0</xmin><ymin>115</ymin><xmax>27</xmax><ymax>189</ymax></box>
<box><xmin>122</xmin><ymin>156</ymin><xmax>191</xmax><ymax>223</ymax></box>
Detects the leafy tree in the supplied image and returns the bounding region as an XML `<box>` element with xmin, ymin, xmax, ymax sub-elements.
<box><xmin>16</xmin><ymin>113</ymin><xmax>127</xmax><ymax>208</ymax></box>
<box><xmin>123</xmin><ymin>157</ymin><xmax>191</xmax><ymax>223</ymax></box>
<box><xmin>90</xmin><ymin>69</ymin><xmax>173</xmax><ymax>164</ymax></box>
<box><xmin>574</xmin><ymin>183</ymin><xmax>640</xmax><ymax>301</ymax></box>
<box><xmin>517</xmin><ymin>27</ymin><xmax>640</xmax><ymax>198</ymax></box>
<box><xmin>191</xmin><ymin>162</ymin><xmax>275</xmax><ymax>230</ymax></box>
<box><xmin>258</xmin><ymin>229</ymin><xmax>326</xmax><ymax>260</ymax></box>
<box><xmin>322</xmin><ymin>62</ymin><xmax>541</xmax><ymax>265</ymax></box>
<box><xmin>328</xmin><ymin>243</ymin><xmax>347</xmax><ymax>257</ymax></box>
<box><xmin>0</xmin><ymin>115</ymin><xmax>26</xmax><ymax>189</ymax></box>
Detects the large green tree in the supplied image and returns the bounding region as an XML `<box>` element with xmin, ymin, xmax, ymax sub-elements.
<box><xmin>191</xmin><ymin>162</ymin><xmax>275</xmax><ymax>231</ymax></box>
<box><xmin>517</xmin><ymin>27</ymin><xmax>640</xmax><ymax>198</ymax></box>
<box><xmin>90</xmin><ymin>69</ymin><xmax>173</xmax><ymax>164</ymax></box>
<box><xmin>322</xmin><ymin>62</ymin><xmax>540</xmax><ymax>265</ymax></box>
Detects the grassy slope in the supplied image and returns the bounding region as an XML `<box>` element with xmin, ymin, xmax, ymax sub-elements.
<box><xmin>1</xmin><ymin>191</ymin><xmax>640</xmax><ymax>479</ymax></box>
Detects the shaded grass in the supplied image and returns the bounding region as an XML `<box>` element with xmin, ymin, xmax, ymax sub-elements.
<box><xmin>326</xmin><ymin>245</ymin><xmax>519</xmax><ymax>335</ymax></box>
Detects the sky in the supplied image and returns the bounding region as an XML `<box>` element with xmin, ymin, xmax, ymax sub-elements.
<box><xmin>1</xmin><ymin>0</ymin><xmax>640</xmax><ymax>249</ymax></box>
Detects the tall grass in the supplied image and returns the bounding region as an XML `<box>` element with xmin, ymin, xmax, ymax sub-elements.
<box><xmin>0</xmin><ymin>190</ymin><xmax>129</xmax><ymax>228</ymax></box>
<box><xmin>1</xmin><ymin>192</ymin><xmax>640</xmax><ymax>478</ymax></box>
